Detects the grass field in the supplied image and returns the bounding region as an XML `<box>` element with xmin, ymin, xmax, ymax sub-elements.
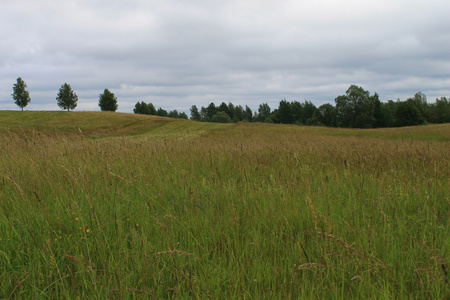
<box><xmin>0</xmin><ymin>111</ymin><xmax>449</xmax><ymax>299</ymax></box>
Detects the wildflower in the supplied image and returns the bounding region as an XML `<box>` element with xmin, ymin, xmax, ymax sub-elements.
<box><xmin>86</xmin><ymin>229</ymin><xmax>90</xmax><ymax>233</ymax></box>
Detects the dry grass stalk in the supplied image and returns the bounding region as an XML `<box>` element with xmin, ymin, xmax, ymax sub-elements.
<box><xmin>320</xmin><ymin>233</ymin><xmax>357</xmax><ymax>253</ymax></box>
<box><xmin>8</xmin><ymin>276</ymin><xmax>28</xmax><ymax>299</ymax></box>
<box><xmin>63</xmin><ymin>254</ymin><xmax>95</xmax><ymax>270</ymax></box>
<box><xmin>298</xmin><ymin>263</ymin><xmax>332</xmax><ymax>270</ymax></box>
<box><xmin>6</xmin><ymin>175</ymin><xmax>24</xmax><ymax>194</ymax></box>
<box><xmin>157</xmin><ymin>250</ymin><xmax>196</xmax><ymax>256</ymax></box>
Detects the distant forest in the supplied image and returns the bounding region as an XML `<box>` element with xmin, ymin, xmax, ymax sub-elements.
<box><xmin>134</xmin><ymin>85</ymin><xmax>450</xmax><ymax>128</ymax></box>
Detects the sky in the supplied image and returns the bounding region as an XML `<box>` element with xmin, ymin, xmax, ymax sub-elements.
<box><xmin>1</xmin><ymin>0</ymin><xmax>449</xmax><ymax>114</ymax></box>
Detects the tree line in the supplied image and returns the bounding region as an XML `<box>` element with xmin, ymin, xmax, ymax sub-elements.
<box><xmin>133</xmin><ymin>101</ymin><xmax>188</xmax><ymax>119</ymax></box>
<box><xmin>11</xmin><ymin>78</ymin><xmax>450</xmax><ymax>127</ymax></box>
<box><xmin>135</xmin><ymin>85</ymin><xmax>450</xmax><ymax>128</ymax></box>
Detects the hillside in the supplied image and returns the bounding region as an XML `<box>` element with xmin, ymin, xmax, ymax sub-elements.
<box><xmin>0</xmin><ymin>111</ymin><xmax>229</xmax><ymax>138</ymax></box>
<box><xmin>1</xmin><ymin>110</ymin><xmax>450</xmax><ymax>141</ymax></box>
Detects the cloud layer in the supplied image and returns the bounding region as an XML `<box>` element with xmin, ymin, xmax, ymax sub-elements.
<box><xmin>1</xmin><ymin>0</ymin><xmax>449</xmax><ymax>113</ymax></box>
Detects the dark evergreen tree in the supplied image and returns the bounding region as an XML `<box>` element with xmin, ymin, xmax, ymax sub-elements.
<box><xmin>215</xmin><ymin>101</ymin><xmax>237</xmax><ymax>120</ymax></box>
<box><xmin>168</xmin><ymin>110</ymin><xmax>180</xmax><ymax>118</ymax></box>
<box><xmin>98</xmin><ymin>89</ymin><xmax>118</xmax><ymax>112</ymax></box>
<box><xmin>218</xmin><ymin>102</ymin><xmax>227</xmax><ymax>111</ymax></box>
<box><xmin>205</xmin><ymin>103</ymin><xmax>217</xmax><ymax>121</ymax></box>
<box><xmin>227</xmin><ymin>102</ymin><xmax>235</xmax><ymax>120</ymax></box>
<box><xmin>277</xmin><ymin>99</ymin><xmax>294</xmax><ymax>124</ymax></box>
<box><xmin>141</xmin><ymin>102</ymin><xmax>150</xmax><ymax>114</ymax></box>
<box><xmin>244</xmin><ymin>105</ymin><xmax>253</xmax><ymax>122</ymax></box>
<box><xmin>190</xmin><ymin>105</ymin><xmax>201</xmax><ymax>121</ymax></box>
<box><xmin>133</xmin><ymin>102</ymin><xmax>142</xmax><ymax>114</ymax></box>
<box><xmin>233</xmin><ymin>105</ymin><xmax>244</xmax><ymax>122</ymax></box>
<box><xmin>147</xmin><ymin>103</ymin><xmax>157</xmax><ymax>115</ymax></box>
<box><xmin>156</xmin><ymin>107</ymin><xmax>168</xmax><ymax>117</ymax></box>
<box><xmin>134</xmin><ymin>101</ymin><xmax>151</xmax><ymax>114</ymax></box>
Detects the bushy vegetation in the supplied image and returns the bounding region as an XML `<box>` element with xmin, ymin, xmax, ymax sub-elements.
<box><xmin>135</xmin><ymin>85</ymin><xmax>450</xmax><ymax>128</ymax></box>
<box><xmin>133</xmin><ymin>101</ymin><xmax>188</xmax><ymax>119</ymax></box>
<box><xmin>0</xmin><ymin>111</ymin><xmax>448</xmax><ymax>298</ymax></box>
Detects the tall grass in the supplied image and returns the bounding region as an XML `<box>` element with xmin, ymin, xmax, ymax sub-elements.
<box><xmin>0</xmin><ymin>113</ymin><xmax>449</xmax><ymax>298</ymax></box>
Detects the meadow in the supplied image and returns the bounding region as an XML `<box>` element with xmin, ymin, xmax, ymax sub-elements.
<box><xmin>0</xmin><ymin>111</ymin><xmax>449</xmax><ymax>299</ymax></box>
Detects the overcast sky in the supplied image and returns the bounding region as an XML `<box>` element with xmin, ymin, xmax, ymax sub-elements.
<box><xmin>1</xmin><ymin>0</ymin><xmax>449</xmax><ymax>113</ymax></box>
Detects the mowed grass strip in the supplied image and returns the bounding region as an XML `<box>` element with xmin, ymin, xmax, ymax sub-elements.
<box><xmin>0</xmin><ymin>112</ymin><xmax>449</xmax><ymax>298</ymax></box>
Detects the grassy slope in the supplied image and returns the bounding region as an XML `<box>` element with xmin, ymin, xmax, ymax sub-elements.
<box><xmin>0</xmin><ymin>111</ymin><xmax>449</xmax><ymax>298</ymax></box>
<box><xmin>0</xmin><ymin>111</ymin><xmax>231</xmax><ymax>138</ymax></box>
<box><xmin>1</xmin><ymin>110</ymin><xmax>449</xmax><ymax>141</ymax></box>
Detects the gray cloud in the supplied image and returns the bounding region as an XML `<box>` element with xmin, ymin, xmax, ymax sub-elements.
<box><xmin>1</xmin><ymin>0</ymin><xmax>449</xmax><ymax>113</ymax></box>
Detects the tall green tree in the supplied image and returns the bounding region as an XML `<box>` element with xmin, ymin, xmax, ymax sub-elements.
<box><xmin>205</xmin><ymin>103</ymin><xmax>217</xmax><ymax>121</ymax></box>
<box><xmin>133</xmin><ymin>102</ymin><xmax>143</xmax><ymax>114</ymax></box>
<box><xmin>12</xmin><ymin>77</ymin><xmax>31</xmax><ymax>111</ymax></box>
<box><xmin>146</xmin><ymin>102</ymin><xmax>157</xmax><ymax>115</ymax></box>
<box><xmin>291</xmin><ymin>101</ymin><xmax>303</xmax><ymax>123</ymax></box>
<box><xmin>56</xmin><ymin>83</ymin><xmax>78</xmax><ymax>111</ymax></box>
<box><xmin>156</xmin><ymin>107</ymin><xmax>168</xmax><ymax>117</ymax></box>
<box><xmin>395</xmin><ymin>99</ymin><xmax>424</xmax><ymax>127</ymax></box>
<box><xmin>133</xmin><ymin>101</ymin><xmax>156</xmax><ymax>115</ymax></box>
<box><xmin>277</xmin><ymin>99</ymin><xmax>294</xmax><ymax>124</ymax></box>
<box><xmin>258</xmin><ymin>103</ymin><xmax>271</xmax><ymax>121</ymax></box>
<box><xmin>301</xmin><ymin>100</ymin><xmax>317</xmax><ymax>125</ymax></box>
<box><xmin>98</xmin><ymin>89</ymin><xmax>118</xmax><ymax>112</ymax></box>
<box><xmin>311</xmin><ymin>103</ymin><xmax>336</xmax><ymax>126</ymax></box>
<box><xmin>380</xmin><ymin>100</ymin><xmax>397</xmax><ymax>127</ymax></box>
<box><xmin>168</xmin><ymin>110</ymin><xmax>180</xmax><ymax>118</ymax></box>
<box><xmin>335</xmin><ymin>85</ymin><xmax>375</xmax><ymax>128</ymax></box>
<box><xmin>200</xmin><ymin>106</ymin><xmax>208</xmax><ymax>121</ymax></box>
<box><xmin>244</xmin><ymin>105</ymin><xmax>253</xmax><ymax>122</ymax></box>
<box><xmin>218</xmin><ymin>102</ymin><xmax>230</xmax><ymax>117</ymax></box>
<box><xmin>410</xmin><ymin>92</ymin><xmax>429</xmax><ymax>122</ymax></box>
<box><xmin>190</xmin><ymin>105</ymin><xmax>201</xmax><ymax>121</ymax></box>
<box><xmin>233</xmin><ymin>105</ymin><xmax>244</xmax><ymax>122</ymax></box>
<box><xmin>227</xmin><ymin>102</ymin><xmax>236</xmax><ymax>120</ymax></box>
<box><xmin>432</xmin><ymin>97</ymin><xmax>450</xmax><ymax>123</ymax></box>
